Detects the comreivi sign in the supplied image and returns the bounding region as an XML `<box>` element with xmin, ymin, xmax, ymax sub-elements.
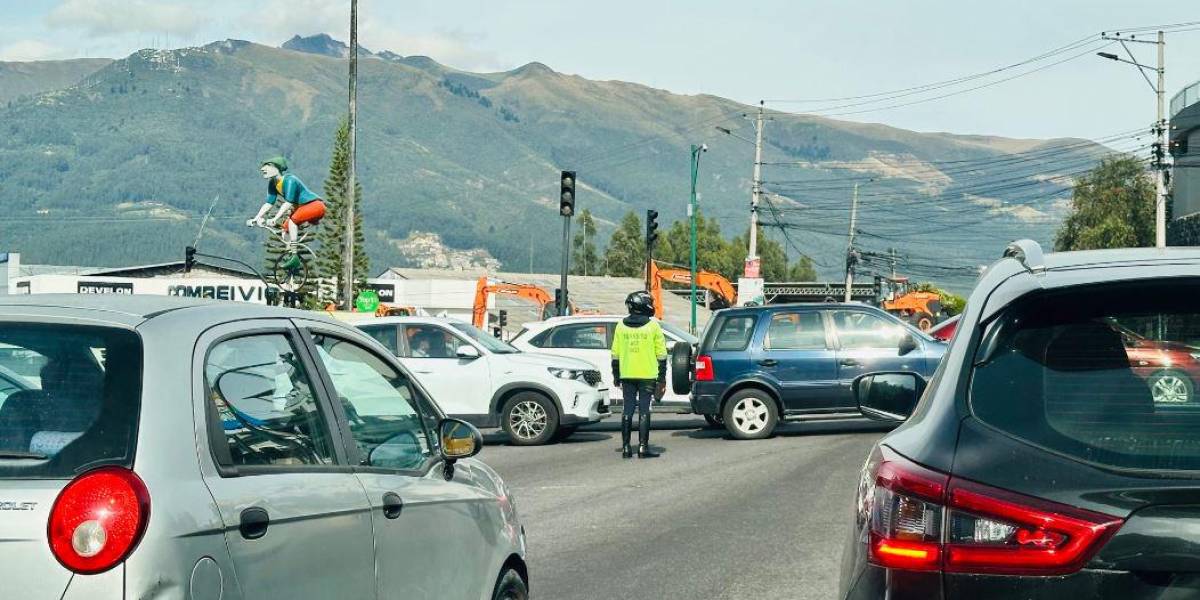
<box><xmin>14</xmin><ymin>275</ymin><xmax>279</xmax><ymax>304</ymax></box>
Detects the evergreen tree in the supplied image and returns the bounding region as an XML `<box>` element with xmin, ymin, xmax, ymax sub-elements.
<box><xmin>571</xmin><ymin>209</ymin><xmax>600</xmax><ymax>275</ymax></box>
<box><xmin>787</xmin><ymin>255</ymin><xmax>817</xmax><ymax>280</ymax></box>
<box><xmin>1054</xmin><ymin>156</ymin><xmax>1154</xmax><ymax>251</ymax></box>
<box><xmin>314</xmin><ymin>118</ymin><xmax>369</xmax><ymax>304</ymax></box>
<box><xmin>603</xmin><ymin>211</ymin><xmax>645</xmax><ymax>277</ymax></box>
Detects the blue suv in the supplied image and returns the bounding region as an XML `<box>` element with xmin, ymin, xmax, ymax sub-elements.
<box><xmin>676</xmin><ymin>303</ymin><xmax>946</xmax><ymax>439</ymax></box>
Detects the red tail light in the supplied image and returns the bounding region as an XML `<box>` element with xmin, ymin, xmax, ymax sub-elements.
<box><xmin>48</xmin><ymin>467</ymin><xmax>151</xmax><ymax>574</ymax></box>
<box><xmin>694</xmin><ymin>355</ymin><xmax>714</xmax><ymax>381</ymax></box>
<box><xmin>860</xmin><ymin>446</ymin><xmax>1123</xmax><ymax>576</ymax></box>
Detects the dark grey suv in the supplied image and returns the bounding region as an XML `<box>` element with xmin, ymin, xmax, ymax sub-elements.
<box><xmin>840</xmin><ymin>240</ymin><xmax>1200</xmax><ymax>599</ymax></box>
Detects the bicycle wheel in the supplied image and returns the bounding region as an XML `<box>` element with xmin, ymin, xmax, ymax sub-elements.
<box><xmin>272</xmin><ymin>251</ymin><xmax>310</xmax><ymax>292</ymax></box>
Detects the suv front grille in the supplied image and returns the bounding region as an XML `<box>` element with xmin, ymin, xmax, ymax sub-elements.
<box><xmin>582</xmin><ymin>370</ymin><xmax>602</xmax><ymax>387</ymax></box>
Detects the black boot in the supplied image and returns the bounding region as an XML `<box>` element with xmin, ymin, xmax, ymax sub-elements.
<box><xmin>637</xmin><ymin>413</ymin><xmax>659</xmax><ymax>458</ymax></box>
<box><xmin>620</xmin><ymin>416</ymin><xmax>633</xmax><ymax>459</ymax></box>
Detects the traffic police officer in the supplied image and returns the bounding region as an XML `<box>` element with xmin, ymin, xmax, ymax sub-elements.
<box><xmin>611</xmin><ymin>291</ymin><xmax>668</xmax><ymax>458</ymax></box>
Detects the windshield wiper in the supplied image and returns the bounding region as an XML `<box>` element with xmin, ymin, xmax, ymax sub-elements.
<box><xmin>0</xmin><ymin>451</ymin><xmax>48</xmax><ymax>460</ymax></box>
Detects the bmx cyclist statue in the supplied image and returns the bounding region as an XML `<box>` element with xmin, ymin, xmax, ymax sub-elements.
<box><xmin>247</xmin><ymin>156</ymin><xmax>326</xmax><ymax>271</ymax></box>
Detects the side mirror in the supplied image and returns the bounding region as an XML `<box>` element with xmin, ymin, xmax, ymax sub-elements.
<box><xmin>439</xmin><ymin>418</ymin><xmax>482</xmax><ymax>479</ymax></box>
<box><xmin>898</xmin><ymin>332</ymin><xmax>918</xmax><ymax>356</ymax></box>
<box><xmin>455</xmin><ymin>345</ymin><xmax>481</xmax><ymax>360</ymax></box>
<box><xmin>854</xmin><ymin>372</ymin><xmax>923</xmax><ymax>423</ymax></box>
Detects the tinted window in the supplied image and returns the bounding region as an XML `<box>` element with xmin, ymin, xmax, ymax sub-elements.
<box><xmin>832</xmin><ymin>310</ymin><xmax>904</xmax><ymax>349</ymax></box>
<box><xmin>205</xmin><ymin>334</ymin><xmax>335</xmax><ymax>467</ymax></box>
<box><xmin>450</xmin><ymin>322</ymin><xmax>519</xmax><ymax>353</ymax></box>
<box><xmin>311</xmin><ymin>335</ymin><xmax>435</xmax><ymax>470</ymax></box>
<box><xmin>972</xmin><ymin>282</ymin><xmax>1200</xmax><ymax>471</ymax></box>
<box><xmin>0</xmin><ymin>324</ymin><xmax>141</xmax><ymax>478</ymax></box>
<box><xmin>402</xmin><ymin>325</ymin><xmax>464</xmax><ymax>359</ymax></box>
<box><xmin>706</xmin><ymin>314</ymin><xmax>757</xmax><ymax>351</ymax></box>
<box><xmin>546</xmin><ymin>324</ymin><xmax>609</xmax><ymax>349</ymax></box>
<box><xmin>360</xmin><ymin>324</ymin><xmax>399</xmax><ymax>354</ymax></box>
<box><xmin>527</xmin><ymin>329</ymin><xmax>551</xmax><ymax>348</ymax></box>
<box><xmin>764</xmin><ymin>312</ymin><xmax>827</xmax><ymax>350</ymax></box>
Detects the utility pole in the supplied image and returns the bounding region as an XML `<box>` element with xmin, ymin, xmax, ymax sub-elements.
<box><xmin>1099</xmin><ymin>30</ymin><xmax>1167</xmax><ymax>248</ymax></box>
<box><xmin>734</xmin><ymin>101</ymin><xmax>767</xmax><ymax>307</ymax></box>
<box><xmin>747</xmin><ymin>101</ymin><xmax>765</xmax><ymax>274</ymax></box>
<box><xmin>1156</xmin><ymin>29</ymin><xmax>1167</xmax><ymax>248</ymax></box>
<box><xmin>341</xmin><ymin>0</ymin><xmax>359</xmax><ymax>308</ymax></box>
<box><xmin>843</xmin><ymin>183</ymin><xmax>860</xmax><ymax>303</ymax></box>
<box><xmin>888</xmin><ymin>247</ymin><xmax>898</xmax><ymax>279</ymax></box>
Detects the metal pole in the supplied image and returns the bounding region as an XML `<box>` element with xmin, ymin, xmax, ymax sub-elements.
<box><xmin>746</xmin><ymin>101</ymin><xmax>764</xmax><ymax>273</ymax></box>
<box><xmin>341</xmin><ymin>0</ymin><xmax>358</xmax><ymax>308</ymax></box>
<box><xmin>843</xmin><ymin>183</ymin><xmax>860</xmax><ymax>302</ymax></box>
<box><xmin>560</xmin><ymin>215</ymin><xmax>570</xmax><ymax>316</ymax></box>
<box><xmin>1156</xmin><ymin>30</ymin><xmax>1167</xmax><ymax>248</ymax></box>
<box><xmin>689</xmin><ymin>145</ymin><xmax>700</xmax><ymax>335</ymax></box>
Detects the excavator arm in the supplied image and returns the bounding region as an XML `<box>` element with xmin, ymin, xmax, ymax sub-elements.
<box><xmin>648</xmin><ymin>262</ymin><xmax>737</xmax><ymax>319</ymax></box>
<box><xmin>472</xmin><ymin>276</ymin><xmax>554</xmax><ymax>328</ymax></box>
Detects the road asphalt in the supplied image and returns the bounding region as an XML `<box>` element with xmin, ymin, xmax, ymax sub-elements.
<box><xmin>480</xmin><ymin>415</ymin><xmax>891</xmax><ymax>600</ymax></box>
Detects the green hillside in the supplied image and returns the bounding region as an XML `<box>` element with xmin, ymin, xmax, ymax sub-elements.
<box><xmin>0</xmin><ymin>58</ymin><xmax>112</xmax><ymax>103</ymax></box>
<box><xmin>0</xmin><ymin>37</ymin><xmax>1115</xmax><ymax>290</ymax></box>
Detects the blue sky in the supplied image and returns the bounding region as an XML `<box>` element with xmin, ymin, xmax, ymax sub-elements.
<box><xmin>3</xmin><ymin>0</ymin><xmax>1199</xmax><ymax>141</ymax></box>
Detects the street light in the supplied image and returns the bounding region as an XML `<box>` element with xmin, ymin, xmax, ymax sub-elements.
<box><xmin>688</xmin><ymin>143</ymin><xmax>708</xmax><ymax>334</ymax></box>
<box><xmin>1097</xmin><ymin>31</ymin><xmax>1167</xmax><ymax>248</ymax></box>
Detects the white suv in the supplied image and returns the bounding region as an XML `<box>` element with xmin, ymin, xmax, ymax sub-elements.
<box><xmin>355</xmin><ymin>316</ymin><xmax>609</xmax><ymax>445</ymax></box>
<box><xmin>511</xmin><ymin>315</ymin><xmax>698</xmax><ymax>412</ymax></box>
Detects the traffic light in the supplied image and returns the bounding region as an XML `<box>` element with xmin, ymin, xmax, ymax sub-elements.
<box><xmin>645</xmin><ymin>209</ymin><xmax>659</xmax><ymax>248</ymax></box>
<box><xmin>498</xmin><ymin>310</ymin><xmax>508</xmax><ymax>328</ymax></box>
<box><xmin>184</xmin><ymin>246</ymin><xmax>196</xmax><ymax>273</ymax></box>
<box><xmin>560</xmin><ymin>171</ymin><xmax>576</xmax><ymax>217</ymax></box>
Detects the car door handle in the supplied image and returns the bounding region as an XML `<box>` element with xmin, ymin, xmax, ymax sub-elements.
<box><xmin>382</xmin><ymin>492</ymin><xmax>404</xmax><ymax>520</ymax></box>
<box><xmin>839</xmin><ymin>358</ymin><xmax>860</xmax><ymax>367</ymax></box>
<box><xmin>757</xmin><ymin>359</ymin><xmax>778</xmax><ymax>367</ymax></box>
<box><xmin>239</xmin><ymin>506</ymin><xmax>270</xmax><ymax>540</ymax></box>
<box><xmin>413</xmin><ymin>369</ymin><xmax>434</xmax><ymax>374</ymax></box>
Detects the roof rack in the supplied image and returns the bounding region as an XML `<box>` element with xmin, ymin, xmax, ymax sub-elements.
<box><xmin>1002</xmin><ymin>239</ymin><xmax>1045</xmax><ymax>274</ymax></box>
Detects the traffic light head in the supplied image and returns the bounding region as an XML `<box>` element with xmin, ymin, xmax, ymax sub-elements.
<box><xmin>498</xmin><ymin>309</ymin><xmax>508</xmax><ymax>328</ymax></box>
<box><xmin>645</xmin><ymin>209</ymin><xmax>659</xmax><ymax>247</ymax></box>
<box><xmin>560</xmin><ymin>171</ymin><xmax>576</xmax><ymax>217</ymax></box>
<box><xmin>184</xmin><ymin>246</ymin><xmax>197</xmax><ymax>273</ymax></box>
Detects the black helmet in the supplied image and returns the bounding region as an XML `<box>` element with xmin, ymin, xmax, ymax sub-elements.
<box><xmin>625</xmin><ymin>291</ymin><xmax>655</xmax><ymax>316</ymax></box>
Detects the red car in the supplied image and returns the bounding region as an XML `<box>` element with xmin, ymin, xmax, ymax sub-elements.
<box><xmin>931</xmin><ymin>315</ymin><xmax>1198</xmax><ymax>404</ymax></box>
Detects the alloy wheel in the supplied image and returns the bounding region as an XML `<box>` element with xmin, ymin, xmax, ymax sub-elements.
<box><xmin>1152</xmin><ymin>374</ymin><xmax>1191</xmax><ymax>404</ymax></box>
<box><xmin>509</xmin><ymin>400</ymin><xmax>548</xmax><ymax>440</ymax></box>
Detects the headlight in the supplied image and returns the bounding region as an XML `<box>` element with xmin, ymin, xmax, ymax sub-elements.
<box><xmin>548</xmin><ymin>367</ymin><xmax>583</xmax><ymax>381</ymax></box>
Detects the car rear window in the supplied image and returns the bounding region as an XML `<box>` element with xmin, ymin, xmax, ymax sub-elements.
<box><xmin>0</xmin><ymin>323</ymin><xmax>142</xmax><ymax>478</ymax></box>
<box><xmin>703</xmin><ymin>314</ymin><xmax>757</xmax><ymax>352</ymax></box>
<box><xmin>971</xmin><ymin>280</ymin><xmax>1200</xmax><ymax>472</ymax></box>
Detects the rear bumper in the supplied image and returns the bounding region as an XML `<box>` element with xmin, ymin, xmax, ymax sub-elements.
<box><xmin>842</xmin><ymin>562</ymin><xmax>1194</xmax><ymax>599</ymax></box>
<box><xmin>689</xmin><ymin>382</ymin><xmax>723</xmax><ymax>414</ymax></box>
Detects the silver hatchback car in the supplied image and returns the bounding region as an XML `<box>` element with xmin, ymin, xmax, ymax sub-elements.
<box><xmin>0</xmin><ymin>295</ymin><xmax>528</xmax><ymax>600</ymax></box>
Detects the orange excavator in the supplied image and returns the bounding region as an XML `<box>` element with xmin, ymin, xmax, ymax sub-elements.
<box><xmin>879</xmin><ymin>277</ymin><xmax>943</xmax><ymax>331</ymax></box>
<box><xmin>648</xmin><ymin>261</ymin><xmax>737</xmax><ymax>319</ymax></box>
<box><xmin>472</xmin><ymin>276</ymin><xmax>554</xmax><ymax>329</ymax></box>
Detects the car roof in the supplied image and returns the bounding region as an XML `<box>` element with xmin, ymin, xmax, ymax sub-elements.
<box><xmin>1040</xmin><ymin>246</ymin><xmax>1200</xmax><ymax>270</ymax></box>
<box><xmin>359</xmin><ymin>315</ymin><xmax>471</xmax><ymax>326</ymax></box>
<box><xmin>714</xmin><ymin>302</ymin><xmax>878</xmax><ymax>315</ymax></box>
<box><xmin>0</xmin><ymin>294</ymin><xmax>321</xmax><ymax>327</ymax></box>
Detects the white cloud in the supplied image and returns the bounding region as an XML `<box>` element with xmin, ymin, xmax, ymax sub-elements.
<box><xmin>363</xmin><ymin>28</ymin><xmax>507</xmax><ymax>71</ymax></box>
<box><xmin>0</xmin><ymin>39</ymin><xmax>71</xmax><ymax>61</ymax></box>
<box><xmin>46</xmin><ymin>0</ymin><xmax>209</xmax><ymax>37</ymax></box>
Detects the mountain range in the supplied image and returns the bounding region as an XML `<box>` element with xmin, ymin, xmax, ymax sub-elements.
<box><xmin>0</xmin><ymin>34</ymin><xmax>1118</xmax><ymax>291</ymax></box>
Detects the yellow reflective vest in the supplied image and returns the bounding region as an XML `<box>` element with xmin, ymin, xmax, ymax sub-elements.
<box><xmin>611</xmin><ymin>319</ymin><xmax>667</xmax><ymax>380</ymax></box>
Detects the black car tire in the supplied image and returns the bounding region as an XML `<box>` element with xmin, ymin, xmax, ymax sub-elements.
<box><xmin>492</xmin><ymin>568</ymin><xmax>528</xmax><ymax>600</ymax></box>
<box><xmin>703</xmin><ymin>414</ymin><xmax>724</xmax><ymax>428</ymax></box>
<box><xmin>671</xmin><ymin>342</ymin><xmax>694</xmax><ymax>395</ymax></box>
<box><xmin>722</xmin><ymin>389</ymin><xmax>778</xmax><ymax>440</ymax></box>
<box><xmin>1149</xmin><ymin>369</ymin><xmax>1195</xmax><ymax>404</ymax></box>
<box><xmin>502</xmin><ymin>392</ymin><xmax>559</xmax><ymax>446</ymax></box>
